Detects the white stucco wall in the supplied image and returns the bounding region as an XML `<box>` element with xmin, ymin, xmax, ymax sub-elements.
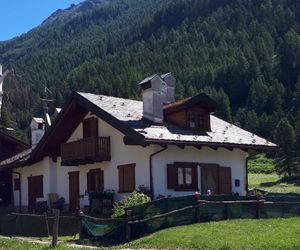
<box><xmin>13</xmin><ymin>157</ymin><xmax>50</xmax><ymax>210</ymax></box>
<box><xmin>152</xmin><ymin>145</ymin><xmax>247</xmax><ymax>197</ymax></box>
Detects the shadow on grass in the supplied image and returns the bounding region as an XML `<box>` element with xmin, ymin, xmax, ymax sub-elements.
<box><xmin>260</xmin><ymin>175</ymin><xmax>300</xmax><ymax>188</ymax></box>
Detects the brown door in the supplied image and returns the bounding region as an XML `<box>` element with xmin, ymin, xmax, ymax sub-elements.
<box><xmin>201</xmin><ymin>165</ymin><xmax>219</xmax><ymax>195</ymax></box>
<box><xmin>68</xmin><ymin>171</ymin><xmax>80</xmax><ymax>212</ymax></box>
<box><xmin>28</xmin><ymin>175</ymin><xmax>43</xmax><ymax>212</ymax></box>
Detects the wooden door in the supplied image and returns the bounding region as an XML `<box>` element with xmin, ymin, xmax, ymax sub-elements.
<box><xmin>68</xmin><ymin>171</ymin><xmax>80</xmax><ymax>212</ymax></box>
<box><xmin>201</xmin><ymin>165</ymin><xmax>219</xmax><ymax>195</ymax></box>
<box><xmin>28</xmin><ymin>175</ymin><xmax>43</xmax><ymax>212</ymax></box>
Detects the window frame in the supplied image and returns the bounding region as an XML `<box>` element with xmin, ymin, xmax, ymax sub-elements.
<box><xmin>14</xmin><ymin>178</ymin><xmax>20</xmax><ymax>191</ymax></box>
<box><xmin>87</xmin><ymin>168</ymin><xmax>104</xmax><ymax>193</ymax></box>
<box><xmin>186</xmin><ymin>111</ymin><xmax>205</xmax><ymax>130</ymax></box>
<box><xmin>167</xmin><ymin>162</ymin><xmax>198</xmax><ymax>191</ymax></box>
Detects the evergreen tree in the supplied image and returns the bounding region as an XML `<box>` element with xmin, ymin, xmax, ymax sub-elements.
<box><xmin>275</xmin><ymin>118</ymin><xmax>297</xmax><ymax>177</ymax></box>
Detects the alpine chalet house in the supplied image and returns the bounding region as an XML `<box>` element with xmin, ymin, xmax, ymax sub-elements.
<box><xmin>0</xmin><ymin>131</ymin><xmax>30</xmax><ymax>207</ymax></box>
<box><xmin>0</xmin><ymin>73</ymin><xmax>277</xmax><ymax>212</ymax></box>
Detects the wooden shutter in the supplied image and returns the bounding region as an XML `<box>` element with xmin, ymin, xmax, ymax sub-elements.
<box><xmin>87</xmin><ymin>172</ymin><xmax>91</xmax><ymax>192</ymax></box>
<box><xmin>99</xmin><ymin>169</ymin><xmax>104</xmax><ymax>192</ymax></box>
<box><xmin>218</xmin><ymin>167</ymin><xmax>232</xmax><ymax>194</ymax></box>
<box><xmin>118</xmin><ymin>166</ymin><xmax>124</xmax><ymax>192</ymax></box>
<box><xmin>167</xmin><ymin>164</ymin><xmax>177</xmax><ymax>189</ymax></box>
<box><xmin>118</xmin><ymin>164</ymin><xmax>135</xmax><ymax>192</ymax></box>
<box><xmin>83</xmin><ymin>117</ymin><xmax>98</xmax><ymax>138</ymax></box>
<box><xmin>191</xmin><ymin>165</ymin><xmax>198</xmax><ymax>190</ymax></box>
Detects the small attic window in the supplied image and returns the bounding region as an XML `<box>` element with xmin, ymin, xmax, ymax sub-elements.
<box><xmin>187</xmin><ymin>111</ymin><xmax>205</xmax><ymax>129</ymax></box>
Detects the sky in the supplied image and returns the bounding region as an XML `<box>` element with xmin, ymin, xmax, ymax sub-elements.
<box><xmin>0</xmin><ymin>0</ymin><xmax>83</xmax><ymax>41</ymax></box>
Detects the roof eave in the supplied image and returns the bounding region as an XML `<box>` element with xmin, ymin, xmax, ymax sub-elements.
<box><xmin>143</xmin><ymin>139</ymin><xmax>279</xmax><ymax>152</ymax></box>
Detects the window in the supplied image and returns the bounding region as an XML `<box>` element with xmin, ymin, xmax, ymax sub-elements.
<box><xmin>14</xmin><ymin>178</ymin><xmax>20</xmax><ymax>191</ymax></box>
<box><xmin>167</xmin><ymin>162</ymin><xmax>198</xmax><ymax>191</ymax></box>
<box><xmin>83</xmin><ymin>117</ymin><xmax>98</xmax><ymax>138</ymax></box>
<box><xmin>118</xmin><ymin>164</ymin><xmax>135</xmax><ymax>193</ymax></box>
<box><xmin>87</xmin><ymin>169</ymin><xmax>104</xmax><ymax>193</ymax></box>
<box><xmin>187</xmin><ymin>111</ymin><xmax>205</xmax><ymax>129</ymax></box>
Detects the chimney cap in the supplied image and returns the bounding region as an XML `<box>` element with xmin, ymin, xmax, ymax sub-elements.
<box><xmin>161</xmin><ymin>72</ymin><xmax>172</xmax><ymax>79</ymax></box>
<box><xmin>138</xmin><ymin>74</ymin><xmax>162</xmax><ymax>90</ymax></box>
<box><xmin>32</xmin><ymin>117</ymin><xmax>45</xmax><ymax>124</ymax></box>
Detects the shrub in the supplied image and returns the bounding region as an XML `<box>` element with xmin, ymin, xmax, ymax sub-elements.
<box><xmin>248</xmin><ymin>154</ymin><xmax>276</xmax><ymax>174</ymax></box>
<box><xmin>111</xmin><ymin>191</ymin><xmax>151</xmax><ymax>218</ymax></box>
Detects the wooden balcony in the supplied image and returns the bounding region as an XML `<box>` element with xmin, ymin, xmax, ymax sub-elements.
<box><xmin>61</xmin><ymin>136</ymin><xmax>111</xmax><ymax>166</ymax></box>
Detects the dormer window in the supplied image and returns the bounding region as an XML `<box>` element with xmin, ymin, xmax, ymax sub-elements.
<box><xmin>187</xmin><ymin>111</ymin><xmax>205</xmax><ymax>129</ymax></box>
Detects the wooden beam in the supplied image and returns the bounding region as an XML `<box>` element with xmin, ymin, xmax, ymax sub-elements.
<box><xmin>193</xmin><ymin>145</ymin><xmax>202</xmax><ymax>150</ymax></box>
<box><xmin>176</xmin><ymin>144</ymin><xmax>185</xmax><ymax>149</ymax></box>
<box><xmin>225</xmin><ymin>147</ymin><xmax>234</xmax><ymax>151</ymax></box>
<box><xmin>209</xmin><ymin>146</ymin><xmax>218</xmax><ymax>151</ymax></box>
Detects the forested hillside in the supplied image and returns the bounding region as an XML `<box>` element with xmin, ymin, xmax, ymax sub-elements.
<box><xmin>0</xmin><ymin>0</ymin><xmax>299</xmax><ymax>158</ymax></box>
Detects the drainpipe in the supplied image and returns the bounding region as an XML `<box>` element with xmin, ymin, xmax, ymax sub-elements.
<box><xmin>149</xmin><ymin>146</ymin><xmax>168</xmax><ymax>199</ymax></box>
<box><xmin>245</xmin><ymin>151</ymin><xmax>260</xmax><ymax>194</ymax></box>
<box><xmin>12</xmin><ymin>171</ymin><xmax>22</xmax><ymax>212</ymax></box>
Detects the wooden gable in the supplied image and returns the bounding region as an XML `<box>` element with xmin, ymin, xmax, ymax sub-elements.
<box><xmin>163</xmin><ymin>93</ymin><xmax>216</xmax><ymax>131</ymax></box>
<box><xmin>165</xmin><ymin>107</ymin><xmax>211</xmax><ymax>131</ymax></box>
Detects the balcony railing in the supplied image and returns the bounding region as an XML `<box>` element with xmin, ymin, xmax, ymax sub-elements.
<box><xmin>61</xmin><ymin>136</ymin><xmax>111</xmax><ymax>166</ymax></box>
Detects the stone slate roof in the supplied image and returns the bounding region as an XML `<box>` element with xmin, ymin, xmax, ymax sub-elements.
<box><xmin>78</xmin><ymin>92</ymin><xmax>277</xmax><ymax>150</ymax></box>
<box><xmin>0</xmin><ymin>149</ymin><xmax>32</xmax><ymax>168</ymax></box>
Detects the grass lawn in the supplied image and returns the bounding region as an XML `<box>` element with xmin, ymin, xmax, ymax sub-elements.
<box><xmin>1</xmin><ymin>218</ymin><xmax>300</xmax><ymax>249</ymax></box>
<box><xmin>248</xmin><ymin>173</ymin><xmax>300</xmax><ymax>195</ymax></box>
<box><xmin>124</xmin><ymin>218</ymin><xmax>300</xmax><ymax>250</ymax></box>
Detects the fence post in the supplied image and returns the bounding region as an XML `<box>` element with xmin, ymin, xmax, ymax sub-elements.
<box><xmin>256</xmin><ymin>199</ymin><xmax>263</xmax><ymax>219</ymax></box>
<box><xmin>194</xmin><ymin>193</ymin><xmax>201</xmax><ymax>223</ymax></box>
<box><xmin>76</xmin><ymin>210</ymin><xmax>84</xmax><ymax>240</ymax></box>
<box><xmin>51</xmin><ymin>209</ymin><xmax>60</xmax><ymax>247</ymax></box>
<box><xmin>224</xmin><ymin>203</ymin><xmax>228</xmax><ymax>220</ymax></box>
<box><xmin>44</xmin><ymin>212</ymin><xmax>50</xmax><ymax>237</ymax></box>
<box><xmin>126</xmin><ymin>209</ymin><xmax>132</xmax><ymax>242</ymax></box>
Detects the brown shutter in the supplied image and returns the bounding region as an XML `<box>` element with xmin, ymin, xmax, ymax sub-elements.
<box><xmin>167</xmin><ymin>164</ymin><xmax>177</xmax><ymax>189</ymax></box>
<box><xmin>87</xmin><ymin>172</ymin><xmax>91</xmax><ymax>192</ymax></box>
<box><xmin>192</xmin><ymin>164</ymin><xmax>198</xmax><ymax>190</ymax></box>
<box><xmin>118</xmin><ymin>165</ymin><xmax>124</xmax><ymax>192</ymax></box>
<box><xmin>99</xmin><ymin>169</ymin><xmax>104</xmax><ymax>192</ymax></box>
<box><xmin>219</xmin><ymin>167</ymin><xmax>232</xmax><ymax>194</ymax></box>
<box><xmin>83</xmin><ymin>117</ymin><xmax>98</xmax><ymax>138</ymax></box>
<box><xmin>118</xmin><ymin>164</ymin><xmax>135</xmax><ymax>192</ymax></box>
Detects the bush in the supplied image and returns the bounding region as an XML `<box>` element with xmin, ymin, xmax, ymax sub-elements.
<box><xmin>111</xmin><ymin>191</ymin><xmax>151</xmax><ymax>218</ymax></box>
<box><xmin>248</xmin><ymin>154</ymin><xmax>275</xmax><ymax>174</ymax></box>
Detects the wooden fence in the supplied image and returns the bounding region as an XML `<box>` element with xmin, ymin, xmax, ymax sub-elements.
<box><xmin>79</xmin><ymin>195</ymin><xmax>300</xmax><ymax>242</ymax></box>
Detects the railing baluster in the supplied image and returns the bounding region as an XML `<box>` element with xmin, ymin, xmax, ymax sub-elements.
<box><xmin>61</xmin><ymin>136</ymin><xmax>110</xmax><ymax>164</ymax></box>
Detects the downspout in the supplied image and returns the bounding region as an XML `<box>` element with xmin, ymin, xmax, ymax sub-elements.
<box><xmin>149</xmin><ymin>146</ymin><xmax>168</xmax><ymax>199</ymax></box>
<box><xmin>245</xmin><ymin>152</ymin><xmax>260</xmax><ymax>194</ymax></box>
<box><xmin>12</xmin><ymin>171</ymin><xmax>22</xmax><ymax>212</ymax></box>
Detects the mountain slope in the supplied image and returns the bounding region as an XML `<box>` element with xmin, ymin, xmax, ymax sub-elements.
<box><xmin>0</xmin><ymin>0</ymin><xmax>299</xmax><ymax>144</ymax></box>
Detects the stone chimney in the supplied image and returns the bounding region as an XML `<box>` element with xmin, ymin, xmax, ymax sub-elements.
<box><xmin>139</xmin><ymin>74</ymin><xmax>166</xmax><ymax>124</ymax></box>
<box><xmin>161</xmin><ymin>72</ymin><xmax>176</xmax><ymax>104</ymax></box>
<box><xmin>31</xmin><ymin>117</ymin><xmax>45</xmax><ymax>148</ymax></box>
